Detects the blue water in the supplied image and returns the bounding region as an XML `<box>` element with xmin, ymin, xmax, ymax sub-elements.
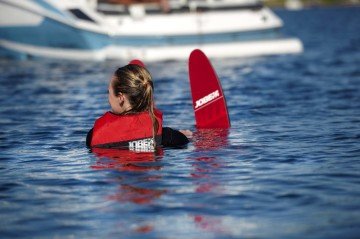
<box><xmin>1</xmin><ymin>7</ymin><xmax>359</xmax><ymax>238</ymax></box>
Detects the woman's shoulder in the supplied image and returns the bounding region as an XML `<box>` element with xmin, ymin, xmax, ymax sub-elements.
<box><xmin>162</xmin><ymin>127</ymin><xmax>189</xmax><ymax>147</ymax></box>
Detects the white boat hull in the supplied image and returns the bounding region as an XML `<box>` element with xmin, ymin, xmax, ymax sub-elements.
<box><xmin>0</xmin><ymin>36</ymin><xmax>302</xmax><ymax>62</ymax></box>
<box><xmin>106</xmin><ymin>38</ymin><xmax>303</xmax><ymax>61</ymax></box>
<box><xmin>0</xmin><ymin>39</ymin><xmax>107</xmax><ymax>61</ymax></box>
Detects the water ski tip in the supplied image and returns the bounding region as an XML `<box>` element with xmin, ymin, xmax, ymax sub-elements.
<box><xmin>129</xmin><ymin>59</ymin><xmax>145</xmax><ymax>67</ymax></box>
<box><xmin>189</xmin><ymin>49</ymin><xmax>205</xmax><ymax>60</ymax></box>
<box><xmin>188</xmin><ymin>49</ymin><xmax>231</xmax><ymax>129</ymax></box>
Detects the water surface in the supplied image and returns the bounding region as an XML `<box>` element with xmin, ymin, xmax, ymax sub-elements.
<box><xmin>0</xmin><ymin>7</ymin><xmax>359</xmax><ymax>239</ymax></box>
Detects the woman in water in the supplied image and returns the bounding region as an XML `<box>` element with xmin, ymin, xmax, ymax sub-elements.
<box><xmin>86</xmin><ymin>63</ymin><xmax>191</xmax><ymax>151</ymax></box>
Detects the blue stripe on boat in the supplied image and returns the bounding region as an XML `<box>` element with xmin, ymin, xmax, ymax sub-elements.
<box><xmin>0</xmin><ymin>18</ymin><xmax>110</xmax><ymax>50</ymax></box>
<box><xmin>112</xmin><ymin>28</ymin><xmax>283</xmax><ymax>46</ymax></box>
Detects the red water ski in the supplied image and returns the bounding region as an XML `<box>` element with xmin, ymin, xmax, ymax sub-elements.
<box><xmin>188</xmin><ymin>49</ymin><xmax>230</xmax><ymax>128</ymax></box>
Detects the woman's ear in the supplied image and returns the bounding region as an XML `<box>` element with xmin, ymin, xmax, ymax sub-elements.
<box><xmin>117</xmin><ymin>93</ymin><xmax>124</xmax><ymax>106</ymax></box>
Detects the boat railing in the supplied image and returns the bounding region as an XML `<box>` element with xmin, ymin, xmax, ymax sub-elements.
<box><xmin>97</xmin><ymin>0</ymin><xmax>264</xmax><ymax>16</ymax></box>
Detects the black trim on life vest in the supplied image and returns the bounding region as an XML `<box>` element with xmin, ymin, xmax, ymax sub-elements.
<box><xmin>86</xmin><ymin>127</ymin><xmax>189</xmax><ymax>149</ymax></box>
<box><xmin>92</xmin><ymin>135</ymin><xmax>162</xmax><ymax>149</ymax></box>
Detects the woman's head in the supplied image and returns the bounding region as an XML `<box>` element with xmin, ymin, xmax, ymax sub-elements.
<box><xmin>109</xmin><ymin>64</ymin><xmax>153</xmax><ymax>115</ymax></box>
<box><xmin>109</xmin><ymin>64</ymin><xmax>159</xmax><ymax>147</ymax></box>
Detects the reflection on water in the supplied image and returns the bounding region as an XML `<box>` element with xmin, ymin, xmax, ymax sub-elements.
<box><xmin>193</xmin><ymin>129</ymin><xmax>229</xmax><ymax>151</ymax></box>
<box><xmin>90</xmin><ymin>128</ymin><xmax>230</xmax><ymax>235</ymax></box>
<box><xmin>91</xmin><ymin>148</ymin><xmax>163</xmax><ymax>171</ymax></box>
<box><xmin>109</xmin><ymin>184</ymin><xmax>166</xmax><ymax>205</ymax></box>
<box><xmin>190</xmin><ymin>129</ymin><xmax>229</xmax><ymax>234</ymax></box>
<box><xmin>90</xmin><ymin>148</ymin><xmax>166</xmax><ymax>235</ymax></box>
<box><xmin>91</xmin><ymin>148</ymin><xmax>165</xmax><ymax>206</ymax></box>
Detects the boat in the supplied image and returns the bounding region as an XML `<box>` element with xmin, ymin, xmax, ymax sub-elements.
<box><xmin>0</xmin><ymin>0</ymin><xmax>303</xmax><ymax>61</ymax></box>
<box><xmin>0</xmin><ymin>0</ymin><xmax>114</xmax><ymax>60</ymax></box>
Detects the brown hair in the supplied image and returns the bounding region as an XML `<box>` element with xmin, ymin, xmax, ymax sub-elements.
<box><xmin>113</xmin><ymin>64</ymin><xmax>159</xmax><ymax>146</ymax></box>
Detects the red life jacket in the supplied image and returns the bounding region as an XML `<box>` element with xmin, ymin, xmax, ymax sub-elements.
<box><xmin>91</xmin><ymin>109</ymin><xmax>163</xmax><ymax>150</ymax></box>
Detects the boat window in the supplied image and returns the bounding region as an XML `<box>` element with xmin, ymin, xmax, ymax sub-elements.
<box><xmin>68</xmin><ymin>9</ymin><xmax>95</xmax><ymax>22</ymax></box>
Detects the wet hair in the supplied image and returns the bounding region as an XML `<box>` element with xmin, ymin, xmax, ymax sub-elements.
<box><xmin>113</xmin><ymin>64</ymin><xmax>159</xmax><ymax>146</ymax></box>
